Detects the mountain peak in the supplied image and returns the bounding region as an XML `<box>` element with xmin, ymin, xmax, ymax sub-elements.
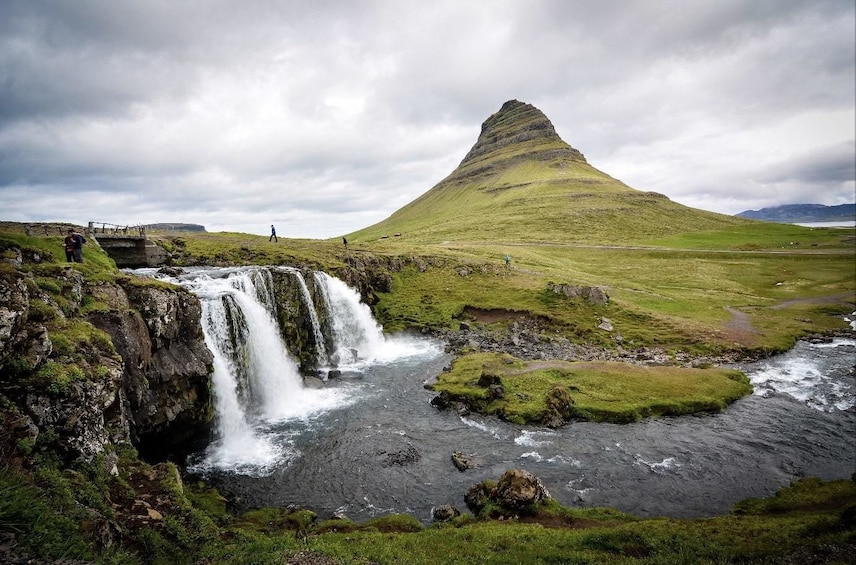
<box><xmin>348</xmin><ymin>99</ymin><xmax>747</xmax><ymax>244</ymax></box>
<box><xmin>459</xmin><ymin>99</ymin><xmax>587</xmax><ymax>167</ymax></box>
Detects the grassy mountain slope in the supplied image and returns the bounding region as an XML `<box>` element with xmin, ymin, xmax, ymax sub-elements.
<box><xmin>348</xmin><ymin>100</ymin><xmax>752</xmax><ymax>245</ymax></box>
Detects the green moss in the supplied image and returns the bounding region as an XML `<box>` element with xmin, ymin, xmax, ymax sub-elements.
<box><xmin>35</xmin><ymin>277</ymin><xmax>62</xmax><ymax>294</ymax></box>
<box><xmin>733</xmin><ymin>477</ymin><xmax>856</xmax><ymax>516</ymax></box>
<box><xmin>2</xmin><ymin>355</ymin><xmax>33</xmax><ymax>379</ymax></box>
<box><xmin>362</xmin><ymin>513</ymin><xmax>424</xmax><ymax>533</ymax></box>
<box><xmin>36</xmin><ymin>361</ymin><xmax>84</xmax><ymax>395</ymax></box>
<box><xmin>27</xmin><ymin>298</ymin><xmax>58</xmax><ymax>322</ymax></box>
<box><xmin>186</xmin><ymin>482</ymin><xmax>230</xmax><ymax>521</ymax></box>
<box><xmin>0</xmin><ymin>470</ymin><xmax>92</xmax><ymax>561</ymax></box>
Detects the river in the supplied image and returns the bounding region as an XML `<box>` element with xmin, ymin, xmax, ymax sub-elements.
<box><xmin>138</xmin><ymin>267</ymin><xmax>855</xmax><ymax>524</ymax></box>
<box><xmin>197</xmin><ymin>336</ymin><xmax>854</xmax><ymax>523</ymax></box>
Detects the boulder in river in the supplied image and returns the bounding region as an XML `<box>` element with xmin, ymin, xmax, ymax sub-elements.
<box><xmin>465</xmin><ymin>469</ymin><xmax>552</xmax><ymax>517</ymax></box>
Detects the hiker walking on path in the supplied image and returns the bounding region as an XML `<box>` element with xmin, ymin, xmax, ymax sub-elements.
<box><xmin>504</xmin><ymin>254</ymin><xmax>511</xmax><ymax>269</ymax></box>
<box><xmin>270</xmin><ymin>225</ymin><xmax>278</xmax><ymax>242</ymax></box>
<box><xmin>65</xmin><ymin>228</ymin><xmax>86</xmax><ymax>263</ymax></box>
<box><xmin>343</xmin><ymin>237</ymin><xmax>348</xmax><ymax>250</ymax></box>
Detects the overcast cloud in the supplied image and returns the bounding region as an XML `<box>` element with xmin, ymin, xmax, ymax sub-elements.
<box><xmin>1</xmin><ymin>0</ymin><xmax>853</xmax><ymax>238</ymax></box>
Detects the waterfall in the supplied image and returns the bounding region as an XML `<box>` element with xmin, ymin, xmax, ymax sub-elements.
<box><xmin>174</xmin><ymin>267</ymin><xmax>347</xmax><ymax>475</ymax></box>
<box><xmin>251</xmin><ymin>268</ymin><xmax>276</xmax><ymax>311</ymax></box>
<box><xmin>135</xmin><ymin>265</ymin><xmax>443</xmax><ymax>477</ymax></box>
<box><xmin>199</xmin><ymin>295</ymin><xmax>280</xmax><ymax>471</ymax></box>
<box><xmin>286</xmin><ymin>268</ymin><xmax>329</xmax><ymax>367</ymax></box>
<box><xmin>314</xmin><ymin>271</ymin><xmax>385</xmax><ymax>366</ymax></box>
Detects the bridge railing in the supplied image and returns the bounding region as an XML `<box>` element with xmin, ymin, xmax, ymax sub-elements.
<box><xmin>88</xmin><ymin>222</ymin><xmax>146</xmax><ymax>238</ymax></box>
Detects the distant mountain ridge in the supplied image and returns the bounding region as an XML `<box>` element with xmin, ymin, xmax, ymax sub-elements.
<box><xmin>143</xmin><ymin>223</ymin><xmax>207</xmax><ymax>232</ymax></box>
<box><xmin>737</xmin><ymin>204</ymin><xmax>855</xmax><ymax>223</ymax></box>
<box><xmin>348</xmin><ymin>100</ymin><xmax>749</xmax><ymax>244</ymax></box>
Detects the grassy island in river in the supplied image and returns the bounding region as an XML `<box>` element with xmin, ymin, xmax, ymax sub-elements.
<box><xmin>429</xmin><ymin>352</ymin><xmax>753</xmax><ymax>425</ymax></box>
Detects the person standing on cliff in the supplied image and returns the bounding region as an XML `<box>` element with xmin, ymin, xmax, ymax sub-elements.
<box><xmin>270</xmin><ymin>224</ymin><xmax>278</xmax><ymax>242</ymax></box>
<box><xmin>65</xmin><ymin>228</ymin><xmax>86</xmax><ymax>263</ymax></box>
<box><xmin>64</xmin><ymin>230</ymin><xmax>75</xmax><ymax>261</ymax></box>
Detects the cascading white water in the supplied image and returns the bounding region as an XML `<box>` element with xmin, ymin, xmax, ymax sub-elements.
<box><xmin>314</xmin><ymin>272</ymin><xmax>385</xmax><ymax>365</ymax></box>
<box><xmin>199</xmin><ymin>295</ymin><xmax>280</xmax><ymax>471</ymax></box>
<box><xmin>251</xmin><ymin>269</ymin><xmax>276</xmax><ymax>310</ymax></box>
<box><xmin>176</xmin><ymin>267</ymin><xmax>347</xmax><ymax>475</ymax></box>
<box><xmin>138</xmin><ymin>265</ymin><xmax>439</xmax><ymax>477</ymax></box>
<box><xmin>285</xmin><ymin>268</ymin><xmax>329</xmax><ymax>366</ymax></box>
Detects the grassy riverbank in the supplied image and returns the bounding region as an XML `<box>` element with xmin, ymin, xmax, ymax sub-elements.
<box><xmin>2</xmin><ymin>456</ymin><xmax>854</xmax><ymax>564</ymax></box>
<box><xmin>222</xmin><ymin>476</ymin><xmax>856</xmax><ymax>565</ymax></box>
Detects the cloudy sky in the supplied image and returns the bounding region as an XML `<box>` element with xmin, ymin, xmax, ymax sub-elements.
<box><xmin>1</xmin><ymin>1</ymin><xmax>853</xmax><ymax>238</ymax></box>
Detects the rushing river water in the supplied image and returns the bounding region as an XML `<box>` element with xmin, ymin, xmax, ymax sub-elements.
<box><xmin>141</xmin><ymin>267</ymin><xmax>855</xmax><ymax>524</ymax></box>
<box><xmin>197</xmin><ymin>336</ymin><xmax>854</xmax><ymax>524</ymax></box>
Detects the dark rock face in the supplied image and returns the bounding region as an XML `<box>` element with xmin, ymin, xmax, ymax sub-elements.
<box><xmin>0</xmin><ymin>252</ymin><xmax>213</xmax><ymax>466</ymax></box>
<box><xmin>96</xmin><ymin>280</ymin><xmax>214</xmax><ymax>452</ymax></box>
<box><xmin>0</xmin><ymin>273</ymin><xmax>33</xmax><ymax>364</ymax></box>
<box><xmin>269</xmin><ymin>268</ymin><xmax>328</xmax><ymax>373</ymax></box>
<box><xmin>460</xmin><ymin>100</ymin><xmax>587</xmax><ymax>168</ymax></box>
<box><xmin>0</xmin><ymin>268</ymin><xmax>132</xmax><ymax>469</ymax></box>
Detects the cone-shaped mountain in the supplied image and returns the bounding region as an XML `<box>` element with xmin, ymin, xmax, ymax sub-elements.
<box><xmin>348</xmin><ymin>100</ymin><xmax>747</xmax><ymax>244</ymax></box>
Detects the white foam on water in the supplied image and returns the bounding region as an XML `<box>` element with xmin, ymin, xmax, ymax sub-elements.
<box><xmin>520</xmin><ymin>451</ymin><xmax>543</xmax><ymax>462</ymax></box>
<box><xmin>547</xmin><ymin>455</ymin><xmax>582</xmax><ymax>466</ymax></box>
<box><xmin>460</xmin><ymin>415</ymin><xmax>506</xmax><ymax>439</ymax></box>
<box><xmin>809</xmin><ymin>337</ymin><xmax>856</xmax><ymax>349</ymax></box>
<box><xmin>634</xmin><ymin>455</ymin><xmax>681</xmax><ymax>473</ymax></box>
<box><xmin>314</xmin><ymin>272</ymin><xmax>385</xmax><ymax>365</ymax></box>
<box><xmin>369</xmin><ymin>333</ymin><xmax>444</xmax><ymax>364</ymax></box>
<box><xmin>566</xmin><ymin>477</ymin><xmax>594</xmax><ymax>497</ymax></box>
<box><xmin>514</xmin><ymin>429</ymin><xmax>557</xmax><ymax>447</ymax></box>
<box><xmin>748</xmin><ymin>339</ymin><xmax>855</xmax><ymax>412</ymax></box>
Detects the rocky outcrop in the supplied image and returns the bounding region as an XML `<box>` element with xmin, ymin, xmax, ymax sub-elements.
<box><xmin>269</xmin><ymin>268</ymin><xmax>328</xmax><ymax>373</ymax></box>
<box><xmin>546</xmin><ymin>282</ymin><xmax>609</xmax><ymax>305</ymax></box>
<box><xmin>460</xmin><ymin>100</ymin><xmax>587</xmax><ymax>170</ymax></box>
<box><xmin>0</xmin><ymin>248</ymin><xmax>213</xmax><ymax>467</ymax></box>
<box><xmin>0</xmin><ymin>266</ymin><xmax>130</xmax><ymax>469</ymax></box>
<box><xmin>465</xmin><ymin>469</ymin><xmax>552</xmax><ymax>517</ymax></box>
<box><xmin>451</xmin><ymin>450</ymin><xmax>476</xmax><ymax>471</ymax></box>
<box><xmin>93</xmin><ymin>279</ymin><xmax>213</xmax><ymax>453</ymax></box>
<box><xmin>432</xmin><ymin>504</ymin><xmax>462</xmax><ymax>522</ymax></box>
<box><xmin>439</xmin><ymin>313</ymin><xmax>744</xmax><ymax>367</ymax></box>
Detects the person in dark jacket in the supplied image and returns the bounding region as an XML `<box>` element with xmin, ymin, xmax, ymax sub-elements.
<box><xmin>270</xmin><ymin>225</ymin><xmax>278</xmax><ymax>242</ymax></box>
<box><xmin>65</xmin><ymin>228</ymin><xmax>86</xmax><ymax>262</ymax></box>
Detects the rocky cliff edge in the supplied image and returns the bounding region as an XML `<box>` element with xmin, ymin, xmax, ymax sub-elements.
<box><xmin>0</xmin><ymin>242</ymin><xmax>212</xmax><ymax>472</ymax></box>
